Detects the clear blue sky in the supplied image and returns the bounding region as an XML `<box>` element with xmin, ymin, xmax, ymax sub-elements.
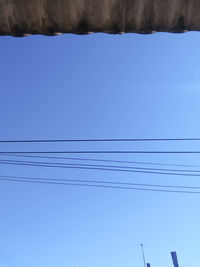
<box><xmin>1</xmin><ymin>32</ymin><xmax>200</xmax><ymax>267</ymax></box>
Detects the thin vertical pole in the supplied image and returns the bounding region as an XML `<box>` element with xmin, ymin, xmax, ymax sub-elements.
<box><xmin>171</xmin><ymin>252</ymin><xmax>179</xmax><ymax>267</ymax></box>
<box><xmin>141</xmin><ymin>243</ymin><xmax>146</xmax><ymax>267</ymax></box>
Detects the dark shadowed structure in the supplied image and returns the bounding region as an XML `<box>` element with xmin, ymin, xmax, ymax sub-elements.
<box><xmin>1</xmin><ymin>0</ymin><xmax>200</xmax><ymax>36</ymax></box>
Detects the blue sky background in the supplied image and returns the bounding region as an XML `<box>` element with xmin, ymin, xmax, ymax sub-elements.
<box><xmin>1</xmin><ymin>32</ymin><xmax>200</xmax><ymax>267</ymax></box>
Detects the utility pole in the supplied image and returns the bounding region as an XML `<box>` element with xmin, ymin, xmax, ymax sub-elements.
<box><xmin>171</xmin><ymin>251</ymin><xmax>179</xmax><ymax>267</ymax></box>
<box><xmin>141</xmin><ymin>243</ymin><xmax>146</xmax><ymax>267</ymax></box>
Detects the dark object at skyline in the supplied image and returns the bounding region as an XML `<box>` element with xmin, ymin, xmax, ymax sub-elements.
<box><xmin>171</xmin><ymin>251</ymin><xmax>179</xmax><ymax>267</ymax></box>
<box><xmin>1</xmin><ymin>0</ymin><xmax>200</xmax><ymax>36</ymax></box>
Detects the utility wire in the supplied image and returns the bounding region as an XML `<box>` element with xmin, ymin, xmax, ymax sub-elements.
<box><xmin>1</xmin><ymin>137</ymin><xmax>200</xmax><ymax>143</ymax></box>
<box><xmin>2</xmin><ymin>153</ymin><xmax>200</xmax><ymax>168</ymax></box>
<box><xmin>2</xmin><ymin>150</ymin><xmax>200</xmax><ymax>154</ymax></box>
<box><xmin>1</xmin><ymin>158</ymin><xmax>200</xmax><ymax>173</ymax></box>
<box><xmin>1</xmin><ymin>176</ymin><xmax>200</xmax><ymax>194</ymax></box>
<box><xmin>2</xmin><ymin>174</ymin><xmax>200</xmax><ymax>189</ymax></box>
<box><xmin>2</xmin><ymin>159</ymin><xmax>200</xmax><ymax>177</ymax></box>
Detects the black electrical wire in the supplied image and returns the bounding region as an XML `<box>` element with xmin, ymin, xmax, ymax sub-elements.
<box><xmin>1</xmin><ymin>137</ymin><xmax>200</xmax><ymax>143</ymax></box>
<box><xmin>0</xmin><ymin>176</ymin><xmax>200</xmax><ymax>194</ymax></box>
<box><xmin>1</xmin><ymin>158</ymin><xmax>200</xmax><ymax>173</ymax></box>
<box><xmin>1</xmin><ymin>174</ymin><xmax>200</xmax><ymax>189</ymax></box>
<box><xmin>2</xmin><ymin>153</ymin><xmax>200</xmax><ymax>168</ymax></box>
<box><xmin>2</xmin><ymin>159</ymin><xmax>200</xmax><ymax>177</ymax></box>
<box><xmin>2</xmin><ymin>150</ymin><xmax>200</xmax><ymax>154</ymax></box>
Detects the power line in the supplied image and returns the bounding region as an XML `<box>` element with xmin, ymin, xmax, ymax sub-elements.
<box><xmin>1</xmin><ymin>137</ymin><xmax>200</xmax><ymax>143</ymax></box>
<box><xmin>2</xmin><ymin>159</ymin><xmax>200</xmax><ymax>177</ymax></box>
<box><xmin>2</xmin><ymin>174</ymin><xmax>200</xmax><ymax>189</ymax></box>
<box><xmin>0</xmin><ymin>175</ymin><xmax>200</xmax><ymax>194</ymax></box>
<box><xmin>1</xmin><ymin>158</ymin><xmax>200</xmax><ymax>173</ymax></box>
<box><xmin>2</xmin><ymin>150</ymin><xmax>200</xmax><ymax>154</ymax></box>
<box><xmin>2</xmin><ymin>153</ymin><xmax>200</xmax><ymax>168</ymax></box>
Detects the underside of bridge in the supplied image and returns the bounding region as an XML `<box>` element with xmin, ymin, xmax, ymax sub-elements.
<box><xmin>1</xmin><ymin>0</ymin><xmax>200</xmax><ymax>37</ymax></box>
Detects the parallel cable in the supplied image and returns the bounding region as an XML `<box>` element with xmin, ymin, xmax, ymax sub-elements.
<box><xmin>1</xmin><ymin>158</ymin><xmax>200</xmax><ymax>173</ymax></box>
<box><xmin>2</xmin><ymin>159</ymin><xmax>200</xmax><ymax>177</ymax></box>
<box><xmin>0</xmin><ymin>176</ymin><xmax>200</xmax><ymax>194</ymax></box>
<box><xmin>1</xmin><ymin>137</ymin><xmax>200</xmax><ymax>143</ymax></box>
<box><xmin>1</xmin><ymin>174</ymin><xmax>200</xmax><ymax>189</ymax></box>
<box><xmin>2</xmin><ymin>153</ymin><xmax>200</xmax><ymax>168</ymax></box>
<box><xmin>2</xmin><ymin>150</ymin><xmax>200</xmax><ymax>154</ymax></box>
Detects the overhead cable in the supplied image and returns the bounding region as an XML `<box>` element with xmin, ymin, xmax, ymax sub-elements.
<box><xmin>2</xmin><ymin>150</ymin><xmax>200</xmax><ymax>154</ymax></box>
<box><xmin>2</xmin><ymin>159</ymin><xmax>200</xmax><ymax>177</ymax></box>
<box><xmin>2</xmin><ymin>174</ymin><xmax>200</xmax><ymax>189</ymax></box>
<box><xmin>1</xmin><ymin>137</ymin><xmax>200</xmax><ymax>143</ymax></box>
<box><xmin>2</xmin><ymin>153</ymin><xmax>200</xmax><ymax>168</ymax></box>
<box><xmin>1</xmin><ymin>158</ymin><xmax>200</xmax><ymax>173</ymax></box>
<box><xmin>0</xmin><ymin>175</ymin><xmax>200</xmax><ymax>194</ymax></box>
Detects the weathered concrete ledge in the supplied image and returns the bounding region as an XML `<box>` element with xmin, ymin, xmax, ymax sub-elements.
<box><xmin>1</xmin><ymin>0</ymin><xmax>200</xmax><ymax>36</ymax></box>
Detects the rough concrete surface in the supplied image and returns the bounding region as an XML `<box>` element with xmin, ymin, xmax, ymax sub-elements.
<box><xmin>0</xmin><ymin>0</ymin><xmax>200</xmax><ymax>36</ymax></box>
